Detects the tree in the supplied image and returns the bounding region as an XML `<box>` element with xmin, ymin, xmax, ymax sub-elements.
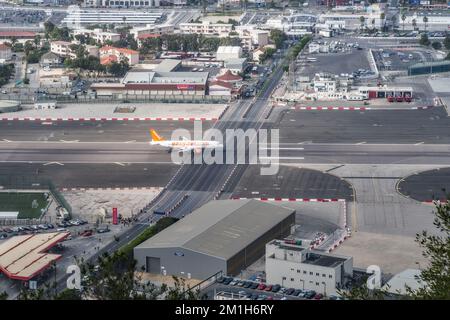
<box><xmin>401</xmin><ymin>14</ymin><xmax>406</xmax><ymax>31</ymax></box>
<box><xmin>443</xmin><ymin>34</ymin><xmax>450</xmax><ymax>50</ymax></box>
<box><xmin>359</xmin><ymin>16</ymin><xmax>366</xmax><ymax>31</ymax></box>
<box><xmin>380</xmin><ymin>13</ymin><xmax>385</xmax><ymax>32</ymax></box>
<box><xmin>431</xmin><ymin>41</ymin><xmax>442</xmax><ymax>50</ymax></box>
<box><xmin>412</xmin><ymin>19</ymin><xmax>417</xmax><ymax>31</ymax></box>
<box><xmin>420</xmin><ymin>33</ymin><xmax>430</xmax><ymax>46</ymax></box>
<box><xmin>0</xmin><ymin>292</ymin><xmax>7</xmax><ymax>300</ymax></box>
<box><xmin>446</xmin><ymin>53</ymin><xmax>450</xmax><ymax>61</ymax></box>
<box><xmin>411</xmin><ymin>197</ymin><xmax>450</xmax><ymax>299</ymax></box>
<box><xmin>423</xmin><ymin>16</ymin><xmax>428</xmax><ymax>32</ymax></box>
<box><xmin>269</xmin><ymin>29</ymin><xmax>287</xmax><ymax>49</ymax></box>
<box><xmin>339</xmin><ymin>197</ymin><xmax>450</xmax><ymax>300</ymax></box>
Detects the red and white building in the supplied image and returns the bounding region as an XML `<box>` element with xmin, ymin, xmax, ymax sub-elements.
<box><xmin>0</xmin><ymin>31</ymin><xmax>36</xmax><ymax>44</ymax></box>
<box><xmin>99</xmin><ymin>46</ymin><xmax>139</xmax><ymax>65</ymax></box>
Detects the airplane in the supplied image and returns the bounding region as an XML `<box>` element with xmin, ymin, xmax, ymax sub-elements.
<box><xmin>149</xmin><ymin>129</ymin><xmax>223</xmax><ymax>153</ymax></box>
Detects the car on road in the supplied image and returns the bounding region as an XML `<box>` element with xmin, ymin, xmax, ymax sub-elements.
<box><xmin>97</xmin><ymin>227</ymin><xmax>110</xmax><ymax>233</ymax></box>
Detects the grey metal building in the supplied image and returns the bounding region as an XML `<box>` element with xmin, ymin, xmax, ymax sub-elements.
<box><xmin>134</xmin><ymin>199</ymin><xmax>295</xmax><ymax>280</ymax></box>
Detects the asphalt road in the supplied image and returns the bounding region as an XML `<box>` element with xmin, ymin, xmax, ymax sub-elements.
<box><xmin>0</xmin><ymin>163</ymin><xmax>178</xmax><ymax>188</ymax></box>
<box><xmin>397</xmin><ymin>167</ymin><xmax>450</xmax><ymax>201</ymax></box>
<box><xmin>232</xmin><ymin>165</ymin><xmax>353</xmax><ymax>200</ymax></box>
<box><xmin>0</xmin><ymin>121</ymin><xmax>214</xmax><ymax>142</ymax></box>
<box><xmin>279</xmin><ymin>107</ymin><xmax>450</xmax><ymax>144</ymax></box>
<box><xmin>1</xmin><ymin>142</ymin><xmax>449</xmax><ymax>166</ymax></box>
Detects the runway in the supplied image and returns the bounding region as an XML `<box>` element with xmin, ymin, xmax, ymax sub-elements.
<box><xmin>1</xmin><ymin>141</ymin><xmax>450</xmax><ymax>165</ymax></box>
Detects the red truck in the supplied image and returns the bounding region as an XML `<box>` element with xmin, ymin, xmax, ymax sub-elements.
<box><xmin>404</xmin><ymin>94</ymin><xmax>412</xmax><ymax>102</ymax></box>
<box><xmin>396</xmin><ymin>95</ymin><xmax>404</xmax><ymax>102</ymax></box>
<box><xmin>387</xmin><ymin>95</ymin><xmax>394</xmax><ymax>102</ymax></box>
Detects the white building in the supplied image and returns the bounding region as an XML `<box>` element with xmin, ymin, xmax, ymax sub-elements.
<box><xmin>401</xmin><ymin>11</ymin><xmax>450</xmax><ymax>31</ymax></box>
<box><xmin>265</xmin><ymin>240</ymin><xmax>353</xmax><ymax>296</ymax></box>
<box><xmin>318</xmin><ymin>4</ymin><xmax>387</xmax><ymax>31</ymax></box>
<box><xmin>216</xmin><ymin>46</ymin><xmax>242</xmax><ymax>61</ymax></box>
<box><xmin>100</xmin><ymin>0</ymin><xmax>160</xmax><ymax>7</ymax></box>
<box><xmin>73</xmin><ymin>28</ymin><xmax>121</xmax><ymax>44</ymax></box>
<box><xmin>131</xmin><ymin>24</ymin><xmax>174</xmax><ymax>39</ymax></box>
<box><xmin>50</xmin><ymin>41</ymin><xmax>73</xmax><ymax>58</ymax></box>
<box><xmin>235</xmin><ymin>25</ymin><xmax>269</xmax><ymax>51</ymax></box>
<box><xmin>179</xmin><ymin>21</ymin><xmax>233</xmax><ymax>38</ymax></box>
<box><xmin>62</xmin><ymin>6</ymin><xmax>163</xmax><ymax>28</ymax></box>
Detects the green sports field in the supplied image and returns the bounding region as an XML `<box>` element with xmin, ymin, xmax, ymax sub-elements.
<box><xmin>0</xmin><ymin>192</ymin><xmax>49</xmax><ymax>219</ymax></box>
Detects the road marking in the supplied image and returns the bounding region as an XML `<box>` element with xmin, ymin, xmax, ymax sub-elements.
<box><xmin>355</xmin><ymin>142</ymin><xmax>366</xmax><ymax>145</ymax></box>
<box><xmin>2</xmin><ymin>139</ymin><xmax>12</xmax><ymax>143</ymax></box>
<box><xmin>259</xmin><ymin>157</ymin><xmax>304</xmax><ymax>160</ymax></box>
<box><xmin>60</xmin><ymin>140</ymin><xmax>79</xmax><ymax>143</ymax></box>
<box><xmin>43</xmin><ymin>162</ymin><xmax>63</xmax><ymax>166</ymax></box>
<box><xmin>124</xmin><ymin>140</ymin><xmax>137</xmax><ymax>143</ymax></box>
<box><xmin>114</xmin><ymin>162</ymin><xmax>126</xmax><ymax>166</ymax></box>
<box><xmin>414</xmin><ymin>142</ymin><xmax>424</xmax><ymax>145</ymax></box>
<box><xmin>260</xmin><ymin>148</ymin><xmax>304</xmax><ymax>150</ymax></box>
<box><xmin>41</xmin><ymin>122</ymin><xmax>53</xmax><ymax>125</ymax></box>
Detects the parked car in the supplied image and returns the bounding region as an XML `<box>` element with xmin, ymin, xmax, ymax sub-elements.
<box><xmin>229</xmin><ymin>279</ymin><xmax>238</xmax><ymax>286</ymax></box>
<box><xmin>314</xmin><ymin>293</ymin><xmax>324</xmax><ymax>300</ymax></box>
<box><xmin>250</xmin><ymin>282</ymin><xmax>259</xmax><ymax>290</ymax></box>
<box><xmin>223</xmin><ymin>277</ymin><xmax>233</xmax><ymax>285</ymax></box>
<box><xmin>305</xmin><ymin>290</ymin><xmax>316</xmax><ymax>299</ymax></box>
<box><xmin>271</xmin><ymin>284</ymin><xmax>281</xmax><ymax>292</ymax></box>
<box><xmin>97</xmin><ymin>227</ymin><xmax>110</xmax><ymax>234</ymax></box>
<box><xmin>216</xmin><ymin>277</ymin><xmax>225</xmax><ymax>283</ymax></box>
<box><xmin>257</xmin><ymin>283</ymin><xmax>266</xmax><ymax>290</ymax></box>
<box><xmin>237</xmin><ymin>280</ymin><xmax>246</xmax><ymax>287</ymax></box>
<box><xmin>293</xmin><ymin>289</ymin><xmax>302</xmax><ymax>296</ymax></box>
<box><xmin>46</xmin><ymin>223</ymin><xmax>54</xmax><ymax>229</ymax></box>
<box><xmin>243</xmin><ymin>281</ymin><xmax>252</xmax><ymax>288</ymax></box>
<box><xmin>264</xmin><ymin>285</ymin><xmax>273</xmax><ymax>291</ymax></box>
<box><xmin>0</xmin><ymin>234</ymin><xmax>7</xmax><ymax>239</ymax></box>
<box><xmin>285</xmin><ymin>288</ymin><xmax>295</xmax><ymax>295</ymax></box>
<box><xmin>56</xmin><ymin>228</ymin><xmax>67</xmax><ymax>232</ymax></box>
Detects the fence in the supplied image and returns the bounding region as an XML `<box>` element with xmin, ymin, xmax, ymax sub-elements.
<box><xmin>0</xmin><ymin>175</ymin><xmax>72</xmax><ymax>221</ymax></box>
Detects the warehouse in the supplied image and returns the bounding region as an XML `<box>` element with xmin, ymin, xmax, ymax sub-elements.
<box><xmin>408</xmin><ymin>61</ymin><xmax>450</xmax><ymax>76</ymax></box>
<box><xmin>134</xmin><ymin>199</ymin><xmax>295</xmax><ymax>280</ymax></box>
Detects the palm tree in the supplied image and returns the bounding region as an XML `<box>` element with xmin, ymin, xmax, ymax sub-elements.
<box><xmin>412</xmin><ymin>18</ymin><xmax>417</xmax><ymax>31</ymax></box>
<box><xmin>401</xmin><ymin>14</ymin><xmax>406</xmax><ymax>31</ymax></box>
<box><xmin>371</xmin><ymin>19</ymin><xmax>376</xmax><ymax>31</ymax></box>
<box><xmin>423</xmin><ymin>16</ymin><xmax>428</xmax><ymax>32</ymax></box>
<box><xmin>380</xmin><ymin>12</ymin><xmax>385</xmax><ymax>32</ymax></box>
<box><xmin>359</xmin><ymin>16</ymin><xmax>365</xmax><ymax>32</ymax></box>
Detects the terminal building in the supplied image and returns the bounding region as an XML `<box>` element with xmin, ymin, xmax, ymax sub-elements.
<box><xmin>265</xmin><ymin>240</ymin><xmax>353</xmax><ymax>296</ymax></box>
<box><xmin>62</xmin><ymin>6</ymin><xmax>163</xmax><ymax>28</ymax></box>
<box><xmin>134</xmin><ymin>199</ymin><xmax>296</xmax><ymax>280</ymax></box>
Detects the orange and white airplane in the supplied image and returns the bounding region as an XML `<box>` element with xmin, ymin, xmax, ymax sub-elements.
<box><xmin>150</xmin><ymin>129</ymin><xmax>223</xmax><ymax>153</ymax></box>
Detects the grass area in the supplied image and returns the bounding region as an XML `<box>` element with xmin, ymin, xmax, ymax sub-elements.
<box><xmin>119</xmin><ymin>217</ymin><xmax>178</xmax><ymax>256</ymax></box>
<box><xmin>0</xmin><ymin>192</ymin><xmax>49</xmax><ymax>219</ymax></box>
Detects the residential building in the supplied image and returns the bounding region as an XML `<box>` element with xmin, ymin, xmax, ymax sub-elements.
<box><xmin>235</xmin><ymin>26</ymin><xmax>269</xmax><ymax>51</ymax></box>
<box><xmin>252</xmin><ymin>47</ymin><xmax>266</xmax><ymax>63</ymax></box>
<box><xmin>0</xmin><ymin>44</ymin><xmax>12</xmax><ymax>61</ymax></box>
<box><xmin>99</xmin><ymin>46</ymin><xmax>140</xmax><ymax>65</ymax></box>
<box><xmin>265</xmin><ymin>240</ymin><xmax>353</xmax><ymax>296</ymax></box>
<box><xmin>215</xmin><ymin>69</ymin><xmax>242</xmax><ymax>83</ymax></box>
<box><xmin>73</xmin><ymin>28</ymin><xmax>121</xmax><ymax>44</ymax></box>
<box><xmin>216</xmin><ymin>46</ymin><xmax>242</xmax><ymax>61</ymax></box>
<box><xmin>131</xmin><ymin>24</ymin><xmax>174</xmax><ymax>39</ymax></box>
<box><xmin>40</xmin><ymin>52</ymin><xmax>62</xmax><ymax>67</ymax></box>
<box><xmin>179</xmin><ymin>21</ymin><xmax>233</xmax><ymax>38</ymax></box>
<box><xmin>50</xmin><ymin>41</ymin><xmax>73</xmax><ymax>58</ymax></box>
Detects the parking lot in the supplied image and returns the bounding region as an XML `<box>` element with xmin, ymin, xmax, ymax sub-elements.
<box><xmin>0</xmin><ymin>9</ymin><xmax>47</xmax><ymax>27</ymax></box>
<box><xmin>206</xmin><ymin>276</ymin><xmax>338</xmax><ymax>300</ymax></box>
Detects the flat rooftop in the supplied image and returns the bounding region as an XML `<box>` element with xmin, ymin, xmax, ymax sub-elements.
<box><xmin>304</xmin><ymin>252</ymin><xmax>347</xmax><ymax>268</ymax></box>
<box><xmin>135</xmin><ymin>199</ymin><xmax>295</xmax><ymax>260</ymax></box>
<box><xmin>0</xmin><ymin>232</ymin><xmax>69</xmax><ymax>280</ymax></box>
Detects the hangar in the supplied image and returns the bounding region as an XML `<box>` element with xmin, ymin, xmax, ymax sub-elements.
<box><xmin>134</xmin><ymin>199</ymin><xmax>295</xmax><ymax>280</ymax></box>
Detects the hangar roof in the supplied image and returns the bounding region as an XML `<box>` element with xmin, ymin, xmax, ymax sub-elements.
<box><xmin>135</xmin><ymin>199</ymin><xmax>295</xmax><ymax>260</ymax></box>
